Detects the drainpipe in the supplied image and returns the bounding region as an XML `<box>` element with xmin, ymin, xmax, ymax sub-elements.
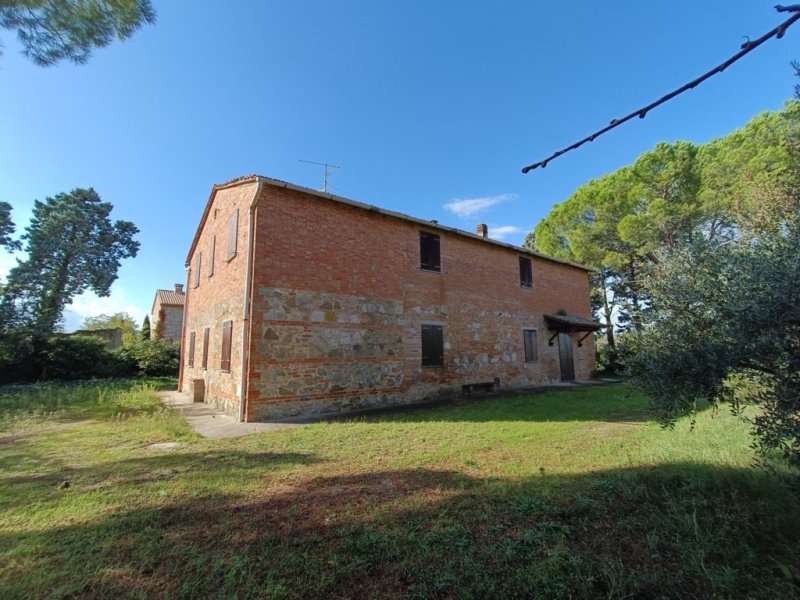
<box><xmin>177</xmin><ymin>265</ymin><xmax>190</xmax><ymax>393</ymax></box>
<box><xmin>238</xmin><ymin>179</ymin><xmax>263</xmax><ymax>422</ymax></box>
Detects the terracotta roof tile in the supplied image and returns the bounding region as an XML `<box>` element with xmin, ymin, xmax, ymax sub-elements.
<box><xmin>155</xmin><ymin>289</ymin><xmax>185</xmax><ymax>306</ymax></box>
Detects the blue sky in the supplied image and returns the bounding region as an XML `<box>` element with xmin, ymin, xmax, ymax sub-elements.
<box><xmin>1</xmin><ymin>1</ymin><xmax>798</xmax><ymax>330</ymax></box>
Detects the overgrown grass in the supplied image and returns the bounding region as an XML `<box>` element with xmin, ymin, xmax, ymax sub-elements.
<box><xmin>1</xmin><ymin>382</ymin><xmax>798</xmax><ymax>598</ymax></box>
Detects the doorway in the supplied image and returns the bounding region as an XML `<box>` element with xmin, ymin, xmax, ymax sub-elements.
<box><xmin>557</xmin><ymin>331</ymin><xmax>575</xmax><ymax>381</ymax></box>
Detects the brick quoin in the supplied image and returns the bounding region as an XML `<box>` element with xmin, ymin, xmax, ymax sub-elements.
<box><xmin>180</xmin><ymin>176</ymin><xmax>599</xmax><ymax>422</ymax></box>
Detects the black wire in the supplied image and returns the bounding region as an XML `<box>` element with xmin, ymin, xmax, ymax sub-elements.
<box><xmin>521</xmin><ymin>5</ymin><xmax>800</xmax><ymax>174</ymax></box>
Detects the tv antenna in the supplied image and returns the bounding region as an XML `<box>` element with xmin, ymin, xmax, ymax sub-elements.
<box><xmin>298</xmin><ymin>160</ymin><xmax>340</xmax><ymax>193</ymax></box>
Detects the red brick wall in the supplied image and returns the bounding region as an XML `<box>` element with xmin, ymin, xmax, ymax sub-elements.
<box><xmin>180</xmin><ymin>182</ymin><xmax>259</xmax><ymax>415</ymax></box>
<box><xmin>244</xmin><ymin>184</ymin><xmax>596</xmax><ymax>421</ymax></box>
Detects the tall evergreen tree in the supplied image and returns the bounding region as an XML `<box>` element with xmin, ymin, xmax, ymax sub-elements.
<box><xmin>141</xmin><ymin>314</ymin><xmax>150</xmax><ymax>340</ymax></box>
<box><xmin>0</xmin><ymin>201</ymin><xmax>20</xmax><ymax>251</ymax></box>
<box><xmin>0</xmin><ymin>188</ymin><xmax>139</xmax><ymax>351</ymax></box>
<box><xmin>0</xmin><ymin>0</ymin><xmax>156</xmax><ymax>66</ymax></box>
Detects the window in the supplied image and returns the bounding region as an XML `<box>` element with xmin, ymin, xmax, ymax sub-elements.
<box><xmin>420</xmin><ymin>231</ymin><xmax>441</xmax><ymax>272</ymax></box>
<box><xmin>421</xmin><ymin>324</ymin><xmax>444</xmax><ymax>367</ymax></box>
<box><xmin>227</xmin><ymin>209</ymin><xmax>239</xmax><ymax>261</ymax></box>
<box><xmin>519</xmin><ymin>257</ymin><xmax>533</xmax><ymax>288</ymax></box>
<box><xmin>187</xmin><ymin>331</ymin><xmax>196</xmax><ymax>367</ymax></box>
<box><xmin>202</xmin><ymin>328</ymin><xmax>210</xmax><ymax>369</ymax></box>
<box><xmin>221</xmin><ymin>320</ymin><xmax>233</xmax><ymax>372</ymax></box>
<box><xmin>523</xmin><ymin>329</ymin><xmax>538</xmax><ymax>363</ymax></box>
<box><xmin>192</xmin><ymin>252</ymin><xmax>202</xmax><ymax>288</ymax></box>
<box><xmin>207</xmin><ymin>236</ymin><xmax>215</xmax><ymax>276</ymax></box>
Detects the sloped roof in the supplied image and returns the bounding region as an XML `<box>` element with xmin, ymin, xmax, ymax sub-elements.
<box><xmin>186</xmin><ymin>175</ymin><xmax>593</xmax><ymax>272</ymax></box>
<box><xmin>153</xmin><ymin>289</ymin><xmax>185</xmax><ymax>308</ymax></box>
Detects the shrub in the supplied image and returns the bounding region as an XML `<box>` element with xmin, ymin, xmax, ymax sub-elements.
<box><xmin>43</xmin><ymin>335</ymin><xmax>134</xmax><ymax>380</ymax></box>
<box><xmin>117</xmin><ymin>340</ymin><xmax>180</xmax><ymax>377</ymax></box>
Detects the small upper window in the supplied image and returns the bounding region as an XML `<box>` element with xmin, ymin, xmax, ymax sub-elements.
<box><xmin>421</xmin><ymin>324</ymin><xmax>444</xmax><ymax>367</ymax></box>
<box><xmin>523</xmin><ymin>329</ymin><xmax>538</xmax><ymax>363</ymax></box>
<box><xmin>227</xmin><ymin>209</ymin><xmax>239</xmax><ymax>261</ymax></box>
<box><xmin>192</xmin><ymin>252</ymin><xmax>202</xmax><ymax>288</ymax></box>
<box><xmin>207</xmin><ymin>236</ymin><xmax>215</xmax><ymax>277</ymax></box>
<box><xmin>420</xmin><ymin>232</ymin><xmax>441</xmax><ymax>272</ymax></box>
<box><xmin>519</xmin><ymin>257</ymin><xmax>533</xmax><ymax>288</ymax></box>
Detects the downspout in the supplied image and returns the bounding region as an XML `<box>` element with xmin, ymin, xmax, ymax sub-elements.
<box><xmin>177</xmin><ymin>265</ymin><xmax>191</xmax><ymax>393</ymax></box>
<box><xmin>238</xmin><ymin>179</ymin><xmax>263</xmax><ymax>422</ymax></box>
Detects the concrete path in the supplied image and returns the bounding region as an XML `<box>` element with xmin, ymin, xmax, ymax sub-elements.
<box><xmin>157</xmin><ymin>391</ymin><xmax>306</xmax><ymax>439</ymax></box>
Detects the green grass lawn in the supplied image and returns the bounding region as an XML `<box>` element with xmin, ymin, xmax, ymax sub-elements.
<box><xmin>1</xmin><ymin>381</ymin><xmax>798</xmax><ymax>599</ymax></box>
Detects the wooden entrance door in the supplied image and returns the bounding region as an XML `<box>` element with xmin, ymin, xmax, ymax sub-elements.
<box><xmin>558</xmin><ymin>331</ymin><xmax>575</xmax><ymax>381</ymax></box>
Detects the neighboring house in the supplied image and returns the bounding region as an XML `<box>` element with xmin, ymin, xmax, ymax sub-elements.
<box><xmin>150</xmin><ymin>284</ymin><xmax>186</xmax><ymax>342</ymax></box>
<box><xmin>179</xmin><ymin>175</ymin><xmax>600</xmax><ymax>422</ymax></box>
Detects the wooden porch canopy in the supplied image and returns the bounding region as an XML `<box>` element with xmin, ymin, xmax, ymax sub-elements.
<box><xmin>544</xmin><ymin>313</ymin><xmax>604</xmax><ymax>347</ymax></box>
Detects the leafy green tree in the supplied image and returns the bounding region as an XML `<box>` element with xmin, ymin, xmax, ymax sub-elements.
<box><xmin>82</xmin><ymin>311</ymin><xmax>138</xmax><ymax>344</ymax></box>
<box><xmin>140</xmin><ymin>314</ymin><xmax>150</xmax><ymax>340</ymax></box>
<box><xmin>622</xmin><ymin>210</ymin><xmax>800</xmax><ymax>465</ymax></box>
<box><xmin>531</xmin><ymin>103</ymin><xmax>800</xmax><ymax>347</ymax></box>
<box><xmin>0</xmin><ymin>188</ymin><xmax>139</xmax><ymax>352</ymax></box>
<box><xmin>0</xmin><ymin>0</ymin><xmax>156</xmax><ymax>66</ymax></box>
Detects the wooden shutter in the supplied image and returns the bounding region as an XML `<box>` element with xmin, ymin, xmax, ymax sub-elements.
<box><xmin>193</xmin><ymin>252</ymin><xmax>202</xmax><ymax>287</ymax></box>
<box><xmin>202</xmin><ymin>328</ymin><xmax>209</xmax><ymax>369</ymax></box>
<box><xmin>523</xmin><ymin>329</ymin><xmax>538</xmax><ymax>362</ymax></box>
<box><xmin>420</xmin><ymin>232</ymin><xmax>441</xmax><ymax>271</ymax></box>
<box><xmin>221</xmin><ymin>320</ymin><xmax>232</xmax><ymax>371</ymax></box>
<box><xmin>227</xmin><ymin>209</ymin><xmax>239</xmax><ymax>260</ymax></box>
<box><xmin>421</xmin><ymin>324</ymin><xmax>444</xmax><ymax>366</ymax></box>
<box><xmin>187</xmin><ymin>332</ymin><xmax>196</xmax><ymax>367</ymax></box>
<box><xmin>519</xmin><ymin>257</ymin><xmax>533</xmax><ymax>288</ymax></box>
<box><xmin>208</xmin><ymin>236</ymin><xmax>215</xmax><ymax>276</ymax></box>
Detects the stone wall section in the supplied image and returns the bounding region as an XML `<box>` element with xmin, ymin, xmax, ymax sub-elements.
<box><xmin>243</xmin><ymin>184</ymin><xmax>595</xmax><ymax>421</ymax></box>
<box><xmin>180</xmin><ymin>182</ymin><xmax>258</xmax><ymax>415</ymax></box>
<box><xmin>151</xmin><ymin>302</ymin><xmax>183</xmax><ymax>342</ymax></box>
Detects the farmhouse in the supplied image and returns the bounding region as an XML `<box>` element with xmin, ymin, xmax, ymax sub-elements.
<box><xmin>150</xmin><ymin>284</ymin><xmax>186</xmax><ymax>342</ymax></box>
<box><xmin>178</xmin><ymin>175</ymin><xmax>599</xmax><ymax>421</ymax></box>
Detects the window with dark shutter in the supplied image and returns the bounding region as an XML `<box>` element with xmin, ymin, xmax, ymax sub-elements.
<box><xmin>421</xmin><ymin>324</ymin><xmax>444</xmax><ymax>367</ymax></box>
<box><xmin>208</xmin><ymin>236</ymin><xmax>215</xmax><ymax>276</ymax></box>
<box><xmin>523</xmin><ymin>329</ymin><xmax>538</xmax><ymax>363</ymax></box>
<box><xmin>221</xmin><ymin>320</ymin><xmax>232</xmax><ymax>372</ymax></box>
<box><xmin>519</xmin><ymin>257</ymin><xmax>533</xmax><ymax>288</ymax></box>
<box><xmin>202</xmin><ymin>328</ymin><xmax>209</xmax><ymax>369</ymax></box>
<box><xmin>193</xmin><ymin>252</ymin><xmax>202</xmax><ymax>288</ymax></box>
<box><xmin>227</xmin><ymin>209</ymin><xmax>239</xmax><ymax>261</ymax></box>
<box><xmin>420</xmin><ymin>232</ymin><xmax>441</xmax><ymax>272</ymax></box>
<box><xmin>187</xmin><ymin>331</ymin><xmax>196</xmax><ymax>367</ymax></box>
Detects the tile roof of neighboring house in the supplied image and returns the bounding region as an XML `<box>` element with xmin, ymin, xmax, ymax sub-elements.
<box><xmin>186</xmin><ymin>175</ymin><xmax>593</xmax><ymax>272</ymax></box>
<box><xmin>154</xmin><ymin>289</ymin><xmax>186</xmax><ymax>307</ymax></box>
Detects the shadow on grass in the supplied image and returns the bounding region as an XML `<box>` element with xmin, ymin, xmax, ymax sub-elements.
<box><xmin>0</xmin><ymin>448</ymin><xmax>319</xmax><ymax>512</ymax></box>
<box><xmin>2</xmin><ymin>461</ymin><xmax>798</xmax><ymax>599</ymax></box>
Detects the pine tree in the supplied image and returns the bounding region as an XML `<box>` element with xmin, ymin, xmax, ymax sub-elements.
<box><xmin>141</xmin><ymin>314</ymin><xmax>151</xmax><ymax>340</ymax></box>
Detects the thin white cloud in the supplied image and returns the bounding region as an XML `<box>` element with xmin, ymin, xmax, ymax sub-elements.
<box><xmin>488</xmin><ymin>225</ymin><xmax>523</xmax><ymax>241</ymax></box>
<box><xmin>444</xmin><ymin>193</ymin><xmax>516</xmax><ymax>218</ymax></box>
<box><xmin>64</xmin><ymin>289</ymin><xmax>147</xmax><ymax>332</ymax></box>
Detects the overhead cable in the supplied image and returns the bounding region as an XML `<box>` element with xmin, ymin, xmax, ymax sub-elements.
<box><xmin>521</xmin><ymin>5</ymin><xmax>800</xmax><ymax>174</ymax></box>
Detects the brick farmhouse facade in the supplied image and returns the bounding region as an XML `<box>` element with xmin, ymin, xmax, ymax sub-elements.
<box><xmin>179</xmin><ymin>176</ymin><xmax>599</xmax><ymax>422</ymax></box>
